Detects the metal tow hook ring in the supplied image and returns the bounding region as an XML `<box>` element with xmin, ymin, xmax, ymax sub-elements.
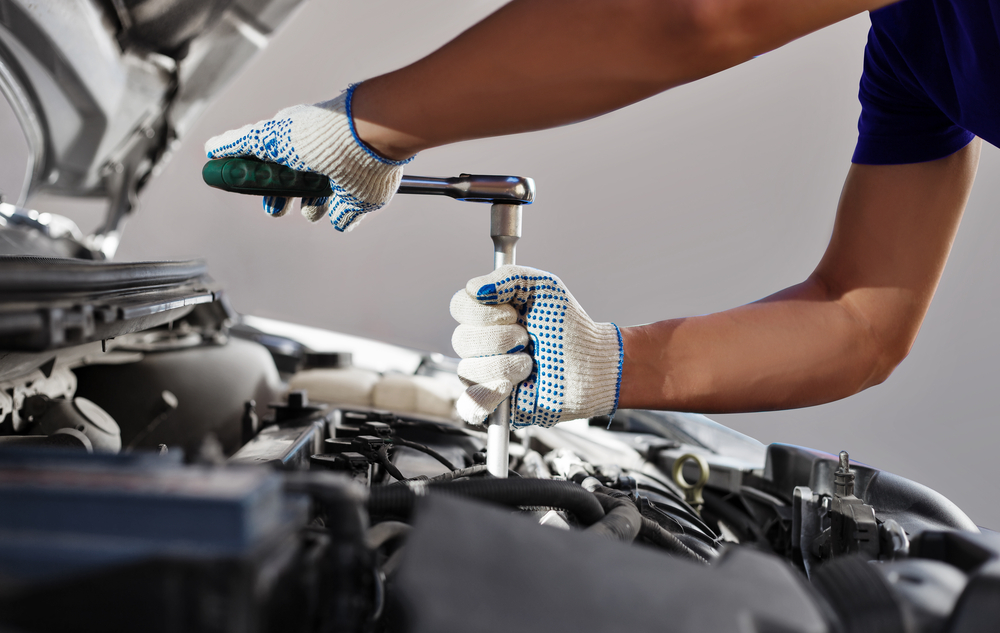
<box><xmin>672</xmin><ymin>453</ymin><xmax>710</xmax><ymax>513</ymax></box>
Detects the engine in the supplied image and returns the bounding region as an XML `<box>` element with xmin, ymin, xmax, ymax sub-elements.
<box><xmin>1</xmin><ymin>285</ymin><xmax>997</xmax><ymax>633</ymax></box>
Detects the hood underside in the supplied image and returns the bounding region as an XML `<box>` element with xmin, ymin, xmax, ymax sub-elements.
<box><xmin>0</xmin><ymin>0</ymin><xmax>304</xmax><ymax>259</ymax></box>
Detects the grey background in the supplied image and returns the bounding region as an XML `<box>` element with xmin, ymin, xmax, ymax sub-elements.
<box><xmin>4</xmin><ymin>2</ymin><xmax>999</xmax><ymax>527</ymax></box>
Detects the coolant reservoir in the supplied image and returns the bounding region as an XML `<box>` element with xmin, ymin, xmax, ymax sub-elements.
<box><xmin>31</xmin><ymin>397</ymin><xmax>122</xmax><ymax>453</ymax></box>
<box><xmin>287</xmin><ymin>352</ymin><xmax>380</xmax><ymax>406</ymax></box>
<box><xmin>372</xmin><ymin>373</ymin><xmax>461</xmax><ymax>420</ymax></box>
<box><xmin>287</xmin><ymin>351</ymin><xmax>462</xmax><ymax>420</ymax></box>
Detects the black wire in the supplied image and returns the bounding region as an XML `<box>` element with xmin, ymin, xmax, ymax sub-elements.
<box><xmin>637</xmin><ymin>481</ymin><xmax>689</xmax><ymax>506</ymax></box>
<box><xmin>702</xmin><ymin>488</ymin><xmax>769</xmax><ymax>545</ymax></box>
<box><xmin>425</xmin><ymin>465</ymin><xmax>488</xmax><ymax>482</ymax></box>
<box><xmin>377</xmin><ymin>445</ymin><xmax>406</xmax><ymax>482</ymax></box>
<box><xmin>368</xmin><ymin>478</ymin><xmax>606</xmax><ymax>525</ymax></box>
<box><xmin>395</xmin><ymin>464</ymin><xmax>518</xmax><ymax>484</ymax></box>
<box><xmin>639</xmin><ymin>516</ymin><xmax>710</xmax><ymax>564</ymax></box>
<box><xmin>390</xmin><ymin>417</ymin><xmax>482</xmax><ymax>438</ymax></box>
<box><xmin>390</xmin><ymin>437</ymin><xmax>458</xmax><ymax>471</ymax></box>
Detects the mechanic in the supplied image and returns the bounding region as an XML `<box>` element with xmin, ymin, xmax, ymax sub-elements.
<box><xmin>206</xmin><ymin>0</ymin><xmax>989</xmax><ymax>428</ymax></box>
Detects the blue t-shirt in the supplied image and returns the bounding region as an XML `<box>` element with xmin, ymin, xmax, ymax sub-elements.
<box><xmin>852</xmin><ymin>0</ymin><xmax>1000</xmax><ymax>165</ymax></box>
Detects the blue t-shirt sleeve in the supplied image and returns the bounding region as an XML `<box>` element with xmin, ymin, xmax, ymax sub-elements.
<box><xmin>852</xmin><ymin>26</ymin><xmax>975</xmax><ymax>165</ymax></box>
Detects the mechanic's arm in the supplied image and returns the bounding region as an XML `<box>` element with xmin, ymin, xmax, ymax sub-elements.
<box><xmin>208</xmin><ymin>0</ymin><xmax>897</xmax><ymax>228</ymax></box>
<box><xmin>353</xmin><ymin>0</ymin><xmax>898</xmax><ymax>160</ymax></box>
<box><xmin>619</xmin><ymin>139</ymin><xmax>982</xmax><ymax>413</ymax></box>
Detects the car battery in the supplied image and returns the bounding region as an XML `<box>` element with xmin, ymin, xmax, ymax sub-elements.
<box><xmin>0</xmin><ymin>449</ymin><xmax>315</xmax><ymax>633</ymax></box>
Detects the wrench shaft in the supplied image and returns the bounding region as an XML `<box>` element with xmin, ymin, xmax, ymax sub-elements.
<box><xmin>486</xmin><ymin>203</ymin><xmax>522</xmax><ymax>478</ymax></box>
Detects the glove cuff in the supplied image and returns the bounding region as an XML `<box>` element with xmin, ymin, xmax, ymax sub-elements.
<box><xmin>341</xmin><ymin>83</ymin><xmax>415</xmax><ymax>167</ymax></box>
<box><xmin>295</xmin><ymin>90</ymin><xmax>408</xmax><ymax>193</ymax></box>
<box><xmin>576</xmin><ymin>321</ymin><xmax>624</xmax><ymax>419</ymax></box>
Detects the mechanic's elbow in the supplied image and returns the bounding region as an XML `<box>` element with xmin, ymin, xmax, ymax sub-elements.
<box><xmin>624</xmin><ymin>0</ymin><xmax>755</xmax><ymax>77</ymax></box>
<box><xmin>678</xmin><ymin>0</ymin><xmax>763</xmax><ymax>61</ymax></box>
<box><xmin>681</xmin><ymin>0</ymin><xmax>736</xmax><ymax>38</ymax></box>
<box><xmin>818</xmin><ymin>274</ymin><xmax>919</xmax><ymax>393</ymax></box>
<box><xmin>862</xmin><ymin>330</ymin><xmax>915</xmax><ymax>390</ymax></box>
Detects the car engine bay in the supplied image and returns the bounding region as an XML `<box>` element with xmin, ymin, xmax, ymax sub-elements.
<box><xmin>1</xmin><ymin>253</ymin><xmax>998</xmax><ymax>633</ymax></box>
<box><xmin>1</xmin><ymin>1</ymin><xmax>999</xmax><ymax>632</ymax></box>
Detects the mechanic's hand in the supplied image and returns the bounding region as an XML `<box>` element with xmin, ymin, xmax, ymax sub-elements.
<box><xmin>450</xmin><ymin>265</ymin><xmax>623</xmax><ymax>428</ymax></box>
<box><xmin>204</xmin><ymin>84</ymin><xmax>413</xmax><ymax>232</ymax></box>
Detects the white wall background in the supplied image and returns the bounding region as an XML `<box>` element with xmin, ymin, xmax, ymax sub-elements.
<box><xmin>4</xmin><ymin>2</ymin><xmax>999</xmax><ymax>528</ymax></box>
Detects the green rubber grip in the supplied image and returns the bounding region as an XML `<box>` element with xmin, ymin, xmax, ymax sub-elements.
<box><xmin>202</xmin><ymin>157</ymin><xmax>333</xmax><ymax>197</ymax></box>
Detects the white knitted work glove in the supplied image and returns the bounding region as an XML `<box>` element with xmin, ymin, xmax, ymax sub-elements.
<box><xmin>450</xmin><ymin>265</ymin><xmax>623</xmax><ymax>428</ymax></box>
<box><xmin>204</xmin><ymin>84</ymin><xmax>413</xmax><ymax>231</ymax></box>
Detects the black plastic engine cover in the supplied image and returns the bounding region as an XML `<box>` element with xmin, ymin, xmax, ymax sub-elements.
<box><xmin>763</xmin><ymin>443</ymin><xmax>978</xmax><ymax>535</ymax></box>
<box><xmin>389</xmin><ymin>494</ymin><xmax>833</xmax><ymax>633</ymax></box>
<box><xmin>74</xmin><ymin>337</ymin><xmax>281</xmax><ymax>455</ymax></box>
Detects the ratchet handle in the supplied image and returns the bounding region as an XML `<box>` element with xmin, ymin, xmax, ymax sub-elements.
<box><xmin>203</xmin><ymin>157</ymin><xmax>536</xmax><ymax>205</ymax></box>
<box><xmin>202</xmin><ymin>157</ymin><xmax>332</xmax><ymax>197</ymax></box>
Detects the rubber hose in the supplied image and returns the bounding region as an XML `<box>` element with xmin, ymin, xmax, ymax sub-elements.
<box><xmin>368</xmin><ymin>478</ymin><xmax>606</xmax><ymax>525</ymax></box>
<box><xmin>811</xmin><ymin>555</ymin><xmax>906</xmax><ymax>633</ymax></box>
<box><xmin>590</xmin><ymin>483</ymin><xmax>718</xmax><ymax>560</ymax></box>
<box><xmin>639</xmin><ymin>516</ymin><xmax>709</xmax><ymax>564</ymax></box>
<box><xmin>588</xmin><ymin>483</ymin><xmax>629</xmax><ymax>498</ymax></box>
<box><xmin>587</xmin><ymin>492</ymin><xmax>642</xmax><ymax>542</ymax></box>
<box><xmin>365</xmin><ymin>520</ymin><xmax>412</xmax><ymax>550</ymax></box>
<box><xmin>674</xmin><ymin>531</ymin><xmax>721</xmax><ymax>562</ymax></box>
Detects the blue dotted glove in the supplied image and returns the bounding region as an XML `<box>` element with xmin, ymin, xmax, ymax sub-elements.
<box><xmin>204</xmin><ymin>84</ymin><xmax>413</xmax><ymax>231</ymax></box>
<box><xmin>450</xmin><ymin>265</ymin><xmax>623</xmax><ymax>428</ymax></box>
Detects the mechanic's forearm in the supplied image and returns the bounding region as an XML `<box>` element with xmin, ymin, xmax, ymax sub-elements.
<box><xmin>617</xmin><ymin>277</ymin><xmax>895</xmax><ymax>413</ymax></box>
<box><xmin>352</xmin><ymin>0</ymin><xmax>896</xmax><ymax>159</ymax></box>
<box><xmin>618</xmin><ymin>139</ymin><xmax>981</xmax><ymax>414</ymax></box>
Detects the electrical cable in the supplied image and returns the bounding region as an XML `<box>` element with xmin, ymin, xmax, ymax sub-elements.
<box><xmin>639</xmin><ymin>516</ymin><xmax>710</xmax><ymax>564</ymax></box>
<box><xmin>368</xmin><ymin>478</ymin><xmax>606</xmax><ymax>526</ymax></box>
<box><xmin>425</xmin><ymin>465</ymin><xmax>488</xmax><ymax>482</ymax></box>
<box><xmin>702</xmin><ymin>488</ymin><xmax>768</xmax><ymax>544</ymax></box>
<box><xmin>377</xmin><ymin>445</ymin><xmax>406</xmax><ymax>482</ymax></box>
<box><xmin>590</xmin><ymin>482</ymin><xmax>716</xmax><ymax>561</ymax></box>
<box><xmin>390</xmin><ymin>437</ymin><xmax>458</xmax><ymax>471</ymax></box>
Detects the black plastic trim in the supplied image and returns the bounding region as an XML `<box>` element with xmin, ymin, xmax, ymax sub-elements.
<box><xmin>0</xmin><ymin>257</ymin><xmax>207</xmax><ymax>293</ymax></box>
<box><xmin>0</xmin><ymin>257</ymin><xmax>216</xmax><ymax>351</ymax></box>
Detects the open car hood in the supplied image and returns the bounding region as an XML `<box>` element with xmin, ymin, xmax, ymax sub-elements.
<box><xmin>0</xmin><ymin>0</ymin><xmax>304</xmax><ymax>258</ymax></box>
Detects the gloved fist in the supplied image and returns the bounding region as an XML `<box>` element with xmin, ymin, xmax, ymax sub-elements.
<box><xmin>204</xmin><ymin>84</ymin><xmax>413</xmax><ymax>231</ymax></box>
<box><xmin>450</xmin><ymin>265</ymin><xmax>623</xmax><ymax>428</ymax></box>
